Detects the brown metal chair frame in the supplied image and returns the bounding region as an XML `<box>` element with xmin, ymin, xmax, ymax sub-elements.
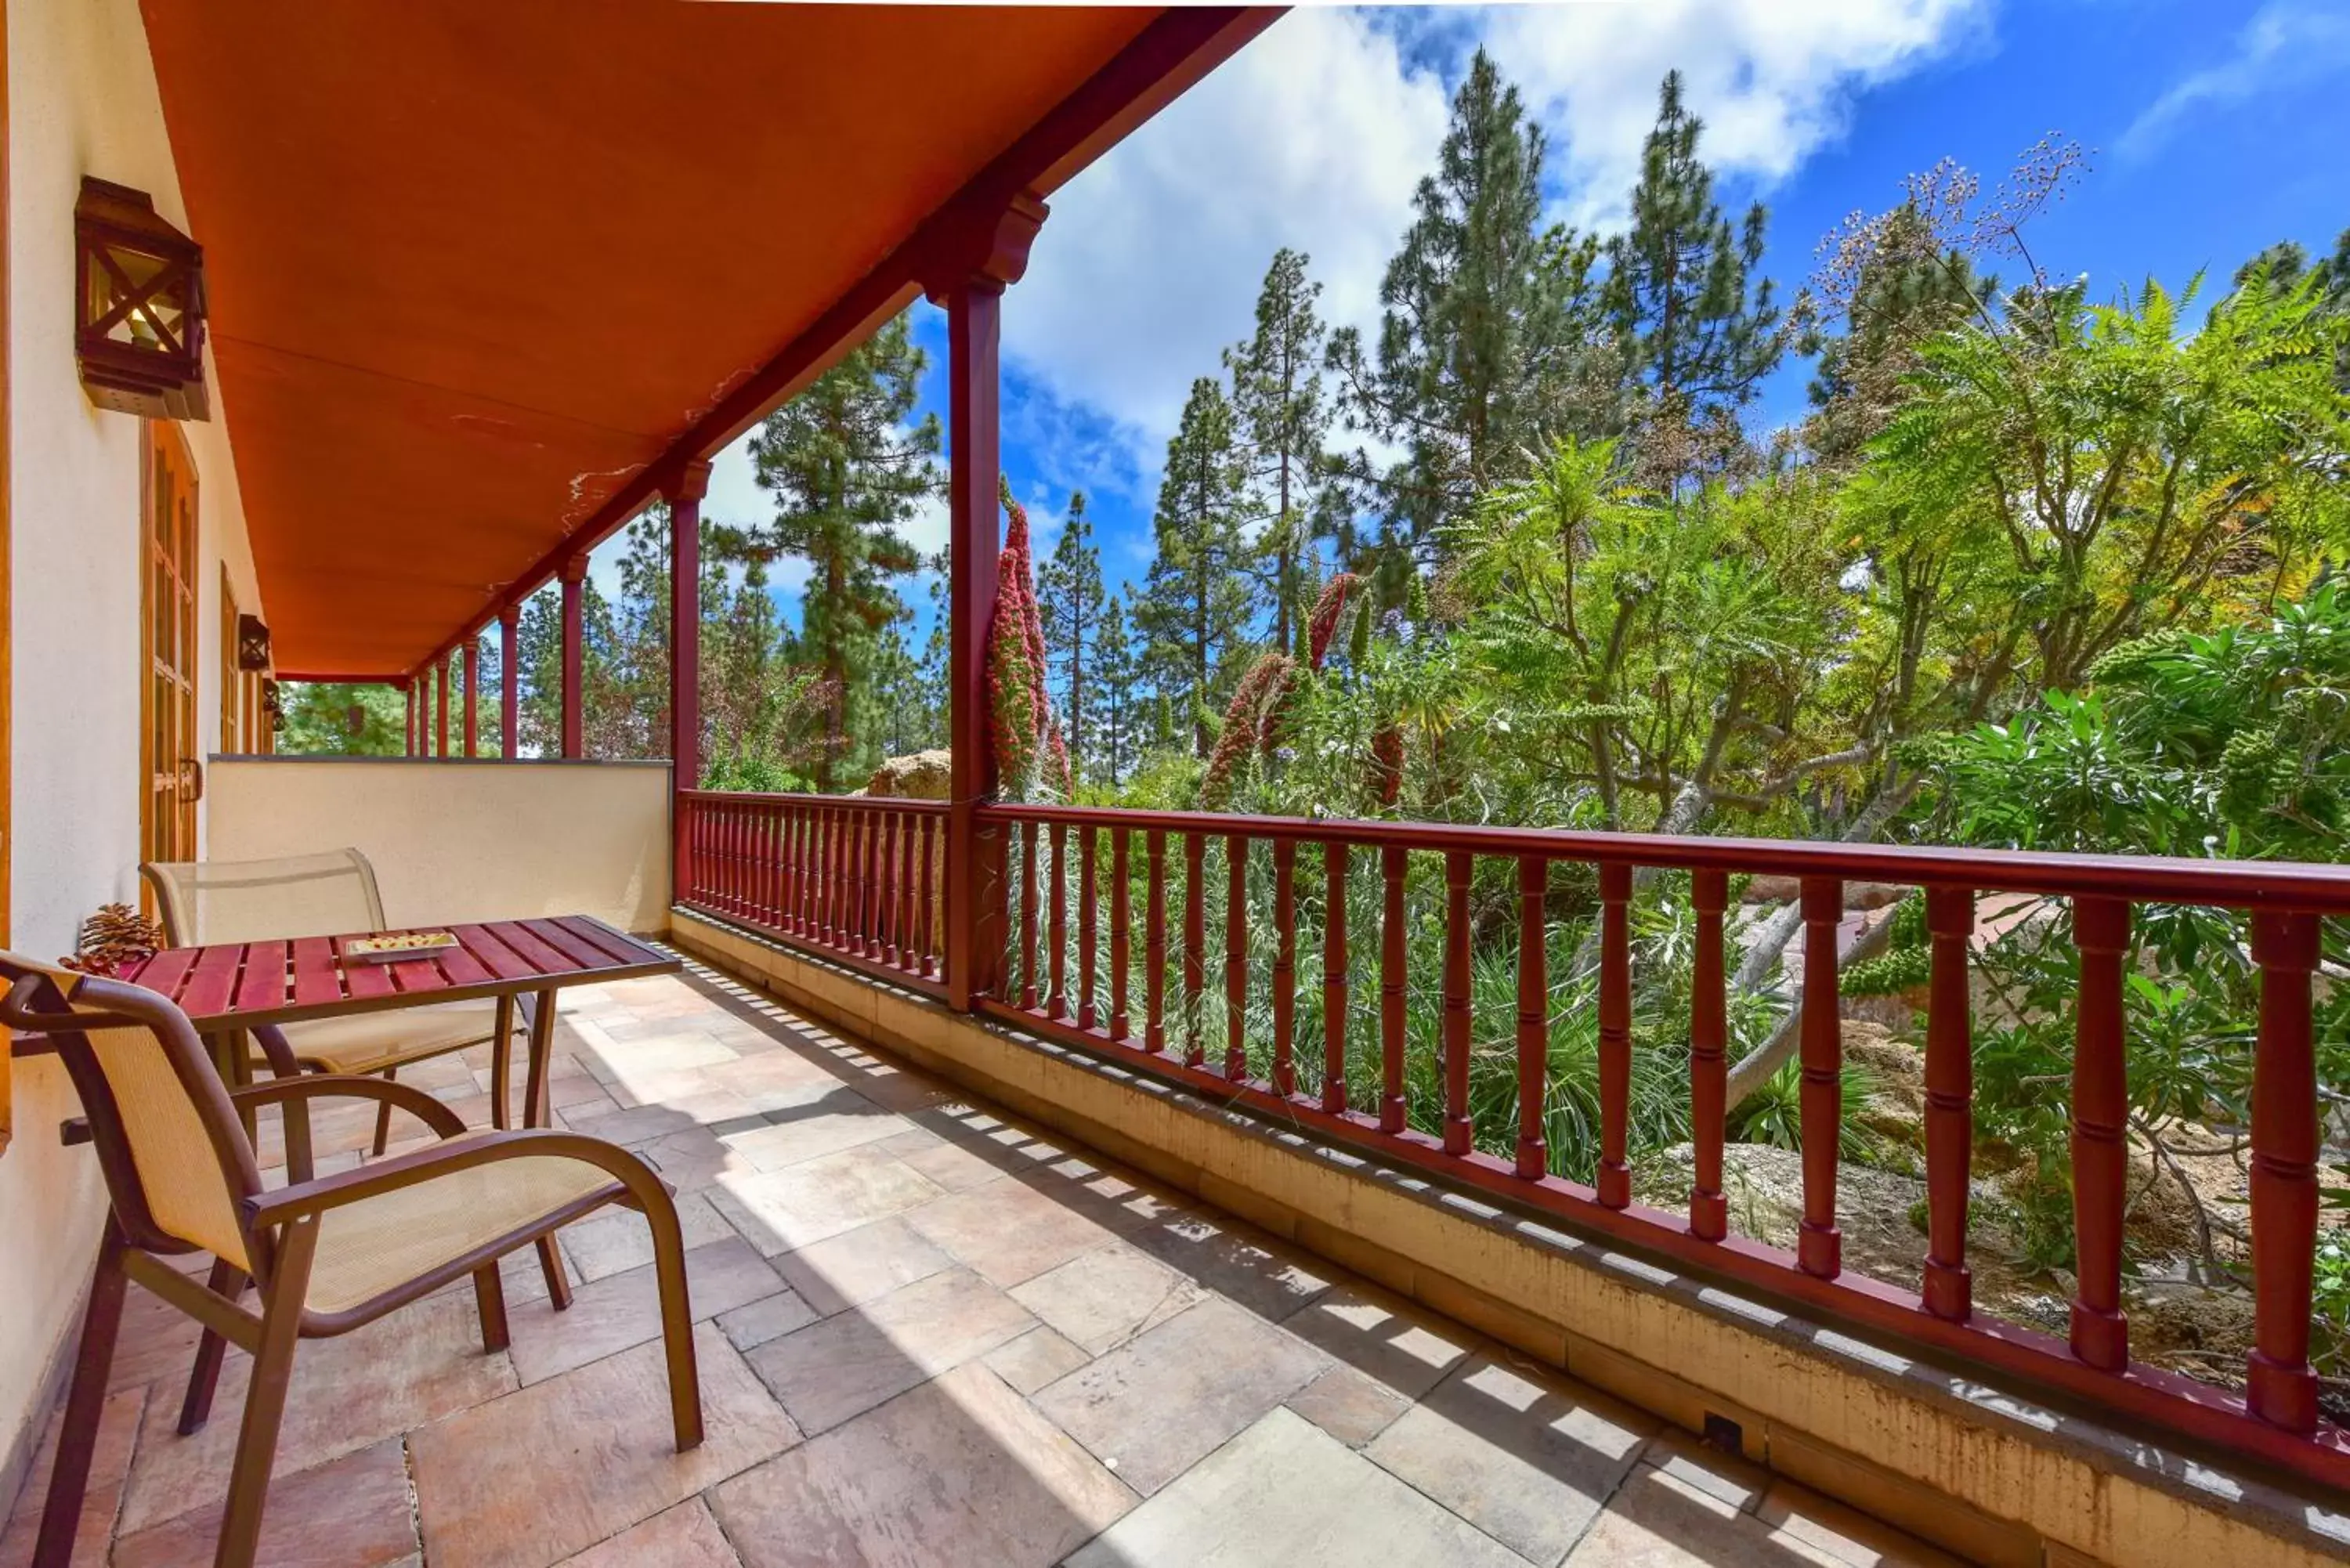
<box><xmin>138</xmin><ymin>851</ymin><xmax>530</xmax><ymax>1158</ymax></box>
<box><xmin>5</xmin><ymin>960</ymin><xmax>703</xmax><ymax>1568</ymax></box>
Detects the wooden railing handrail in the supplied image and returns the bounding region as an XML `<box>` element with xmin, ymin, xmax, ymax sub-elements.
<box><xmin>974</xmin><ymin>800</ymin><xmax>2350</xmax><ymax>912</ymax></box>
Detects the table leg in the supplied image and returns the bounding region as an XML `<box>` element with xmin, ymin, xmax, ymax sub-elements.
<box><xmin>522</xmin><ymin>987</ymin><xmax>572</xmax><ymax>1308</ymax></box>
<box><xmin>489</xmin><ymin>994</ymin><xmax>515</xmax><ymax>1132</ymax></box>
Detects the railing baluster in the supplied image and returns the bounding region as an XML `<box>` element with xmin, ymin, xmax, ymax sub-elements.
<box><xmin>898</xmin><ymin>811</ymin><xmax>917</xmax><ymax>970</ymax></box>
<box><xmin>1441</xmin><ymin>850</ymin><xmax>1472</xmax><ymax>1156</ymax></box>
<box><xmin>866</xmin><ymin>808</ymin><xmax>885</xmax><ymax>956</ymax></box>
<box><xmin>2070</xmin><ymin>895</ymin><xmax>2130</xmax><ymax>1370</ymax></box>
<box><xmin>880</xmin><ymin>814</ymin><xmax>902</xmax><ymax>966</ymax></box>
<box><xmin>918</xmin><ymin>815</ymin><xmax>937</xmax><ymax>977</ymax></box>
<box><xmin>822</xmin><ymin>807</ymin><xmax>841</xmax><ymax>945</ymax></box>
<box><xmin>1515</xmin><ymin>854</ymin><xmax>1549</xmax><ymax>1178</ymax></box>
<box><xmin>1597</xmin><ymin>862</ymin><xmax>1632</xmax><ymax>1207</ymax></box>
<box><xmin>2248</xmin><ymin>911</ymin><xmax>2321</xmax><ymax>1433</ymax></box>
<box><xmin>1184</xmin><ymin>832</ymin><xmax>1206</xmax><ymax>1068</ymax></box>
<box><xmin>1078</xmin><ymin>826</ymin><xmax>1098</xmax><ymax>1028</ymax></box>
<box><xmin>1019</xmin><ymin>820</ymin><xmax>1039</xmax><ymax>1010</ymax></box>
<box><xmin>1922</xmin><ymin>887</ymin><xmax>1975</xmax><ymax>1319</ymax></box>
<box><xmin>1322</xmin><ymin>842</ymin><xmax>1348</xmax><ymax>1115</ymax></box>
<box><xmin>1380</xmin><ymin>844</ymin><xmax>1406</xmax><ymax>1133</ymax></box>
<box><xmin>1225</xmin><ymin>833</ymin><xmax>1249</xmax><ymax>1080</ymax></box>
<box><xmin>1689</xmin><ymin>869</ymin><xmax>1729</xmax><ymax>1241</ymax></box>
<box><xmin>1145</xmin><ymin>829</ymin><xmax>1167</xmax><ymax>1053</ymax></box>
<box><xmin>1048</xmin><ymin>822</ymin><xmax>1068</xmax><ymax>1020</ymax></box>
<box><xmin>1798</xmin><ymin>876</ymin><xmax>1844</xmax><ymax>1277</ymax></box>
<box><xmin>1272</xmin><ymin>839</ymin><xmax>1297</xmax><ymax>1097</ymax></box>
<box><xmin>1110</xmin><ymin>829</ymin><xmax>1131</xmax><ymax>1042</ymax></box>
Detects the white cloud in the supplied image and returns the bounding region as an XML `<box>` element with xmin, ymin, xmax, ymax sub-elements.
<box><xmin>1007</xmin><ymin>2</ymin><xmax>1986</xmax><ymax>496</ymax></box>
<box><xmin>2118</xmin><ymin>2</ymin><xmax>2350</xmax><ymax>161</ymax></box>
<box><xmin>1483</xmin><ymin>0</ymin><xmax>1987</xmax><ymax>227</ymax></box>
<box><xmin>1008</xmin><ymin>6</ymin><xmax>1452</xmax><ymax>497</ymax></box>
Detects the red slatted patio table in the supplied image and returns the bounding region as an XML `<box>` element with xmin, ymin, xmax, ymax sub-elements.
<box><xmin>111</xmin><ymin>916</ymin><xmax>677</xmax><ymax>1131</ymax></box>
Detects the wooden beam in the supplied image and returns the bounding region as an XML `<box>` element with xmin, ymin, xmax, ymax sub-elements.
<box><xmin>668</xmin><ymin>462</ymin><xmax>710</xmax><ymax>889</ymax></box>
<box><xmin>559</xmin><ymin>558</ymin><xmax>586</xmax><ymax>760</ymax></box>
<box><xmin>500</xmin><ymin>605</ymin><xmax>520</xmax><ymax>758</ymax></box>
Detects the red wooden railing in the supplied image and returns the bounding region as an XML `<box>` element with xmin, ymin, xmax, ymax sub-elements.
<box><xmin>676</xmin><ymin>790</ymin><xmax>947</xmax><ymax>998</ymax></box>
<box><xmin>675</xmin><ymin>790</ymin><xmax>2350</xmax><ymax>1491</ymax></box>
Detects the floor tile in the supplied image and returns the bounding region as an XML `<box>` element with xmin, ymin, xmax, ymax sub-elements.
<box><xmin>1756</xmin><ymin>1482</ymin><xmax>1964</xmax><ymax>1567</ymax></box>
<box><xmin>1285</xmin><ymin>1363</ymin><xmax>1415</xmax><ymax>1447</ymax></box>
<box><xmin>718</xmin><ymin>1289</ymin><xmax>822</xmax><ymax>1353</ymax></box>
<box><xmin>1127</xmin><ymin>1211</ymin><xmax>1336</xmax><ymax>1321</ymax></box>
<box><xmin>769</xmin><ymin>1216</ymin><xmax>953</xmax><ymax>1316</ymax></box>
<box><xmin>558</xmin><ymin>1499</ymin><xmax>741</xmax><ymax>1567</ymax></box>
<box><xmin>1007</xmin><ymin>1242</ymin><xmax>1203</xmax><ymax>1353</ymax></box>
<box><xmin>118</xmin><ymin>1290</ymin><xmax>517</xmax><ymax>1536</ymax></box>
<box><xmin>877</xmin><ymin>1129</ymin><xmax>1010</xmax><ymax>1193</ymax></box>
<box><xmin>507</xmin><ymin>1237</ymin><xmax>784</xmax><ymax>1385</ymax></box>
<box><xmin>711</xmin><ymin>1147</ymin><xmax>945</xmax><ymax>1255</ymax></box>
<box><xmin>557</xmin><ymin>1190</ymin><xmax>736</xmax><ymax>1284</ymax></box>
<box><xmin>1032</xmin><ymin>1296</ymin><xmax>1329</xmax><ymax>1496</ymax></box>
<box><xmin>714</xmin><ymin>1362</ymin><xmax>1133</xmax><ymax>1568</ymax></box>
<box><xmin>721</xmin><ymin>1089</ymin><xmax>912</xmax><ymax>1172</ymax></box>
<box><xmin>1364</xmin><ymin>1355</ymin><xmax>1656</xmax><ymax>1566</ymax></box>
<box><xmin>743</xmin><ymin>1266</ymin><xmax>1036</xmax><ymax>1435</ymax></box>
<box><xmin>110</xmin><ymin>1438</ymin><xmax>416</xmax><ymax>1568</ymax></box>
<box><xmin>982</xmin><ymin>1327</ymin><xmax>1093</xmax><ymax>1394</ymax></box>
<box><xmin>0</xmin><ymin>1385</ymin><xmax>146</xmax><ymax>1568</ymax></box>
<box><xmin>1066</xmin><ymin>1407</ymin><xmax>1528</xmax><ymax>1568</ymax></box>
<box><xmin>411</xmin><ymin>1323</ymin><xmax>796</xmax><ymax>1568</ymax></box>
<box><xmin>905</xmin><ymin>1177</ymin><xmax>1123</xmax><ymax>1287</ymax></box>
<box><xmin>1566</xmin><ymin>1464</ymin><xmax>1794</xmax><ymax>1566</ymax></box>
<box><xmin>1285</xmin><ymin>1284</ymin><xmax>1475</xmax><ymax>1401</ymax></box>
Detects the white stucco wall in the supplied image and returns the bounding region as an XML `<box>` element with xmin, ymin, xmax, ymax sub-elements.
<box><xmin>206</xmin><ymin>759</ymin><xmax>674</xmax><ymax>934</ymax></box>
<box><xmin>2</xmin><ymin>0</ymin><xmax>267</xmax><ymax>1502</ymax></box>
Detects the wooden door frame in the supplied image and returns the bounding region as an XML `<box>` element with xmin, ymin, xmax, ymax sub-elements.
<box><xmin>140</xmin><ymin>420</ymin><xmax>198</xmax><ymax>876</ymax></box>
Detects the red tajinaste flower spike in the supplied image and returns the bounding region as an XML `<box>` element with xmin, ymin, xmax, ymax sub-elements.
<box><xmin>1307</xmin><ymin>572</ymin><xmax>1361</xmax><ymax>670</ymax></box>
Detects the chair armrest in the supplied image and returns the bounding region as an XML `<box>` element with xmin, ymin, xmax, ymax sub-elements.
<box><xmin>239</xmin><ymin>1127</ymin><xmax>669</xmax><ymax>1229</ymax></box>
<box><xmin>230</xmin><ymin>1072</ymin><xmax>468</xmax><ymax>1139</ymax></box>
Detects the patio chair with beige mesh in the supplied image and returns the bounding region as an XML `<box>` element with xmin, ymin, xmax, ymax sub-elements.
<box><xmin>2</xmin><ymin>952</ymin><xmax>702</xmax><ymax>1568</ymax></box>
<box><xmin>140</xmin><ymin>848</ymin><xmax>530</xmax><ymax>1156</ymax></box>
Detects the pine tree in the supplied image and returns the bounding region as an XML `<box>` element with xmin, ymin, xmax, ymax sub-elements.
<box><xmin>1036</xmin><ymin>491</ymin><xmax>1105</xmax><ymax>779</ymax></box>
<box><xmin>866</xmin><ymin>615</ymin><xmax>928</xmax><ymax>762</ymax></box>
<box><xmin>1603</xmin><ymin>70</ymin><xmax>1791</xmax><ymax>482</ymax></box>
<box><xmin>1225</xmin><ymin>249</ymin><xmax>1332</xmax><ymax>649</ymax></box>
<box><xmin>1095</xmin><ymin>592</ymin><xmax>1140</xmax><ymax>786</ymax></box>
<box><xmin>734</xmin><ymin>311</ymin><xmax>940</xmax><ymax>790</ymax></box>
<box><xmin>1134</xmin><ymin>378</ymin><xmax>1253</xmax><ymax>757</ymax></box>
<box><xmin>2238</xmin><ymin>226</ymin><xmax>2350</xmax><ymax>387</ymax></box>
<box><xmin>1327</xmin><ymin>49</ymin><xmax>1603</xmax><ymax>559</ymax></box>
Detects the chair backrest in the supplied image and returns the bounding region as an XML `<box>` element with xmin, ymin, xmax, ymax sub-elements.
<box><xmin>0</xmin><ymin>952</ymin><xmax>261</xmax><ymax>1269</ymax></box>
<box><xmin>141</xmin><ymin>847</ymin><xmax>387</xmax><ymax>948</ymax></box>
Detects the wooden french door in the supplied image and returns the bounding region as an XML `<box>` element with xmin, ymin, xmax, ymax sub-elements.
<box><xmin>143</xmin><ymin>421</ymin><xmax>199</xmax><ymax>872</ymax></box>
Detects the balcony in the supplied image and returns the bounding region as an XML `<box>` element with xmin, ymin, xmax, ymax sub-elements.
<box><xmin>4</xmin><ymin>948</ymin><xmax>1960</xmax><ymax>1566</ymax></box>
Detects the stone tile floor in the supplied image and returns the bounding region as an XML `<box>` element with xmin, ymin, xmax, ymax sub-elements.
<box><xmin>2</xmin><ymin>954</ymin><xmax>1961</xmax><ymax>1567</ymax></box>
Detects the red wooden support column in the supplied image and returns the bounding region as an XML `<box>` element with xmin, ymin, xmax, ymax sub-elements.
<box><xmin>559</xmin><ymin>555</ymin><xmax>587</xmax><ymax>760</ymax></box>
<box><xmin>403</xmin><ymin>677</ymin><xmax>417</xmax><ymax>757</ymax></box>
<box><xmin>2070</xmin><ymin>895</ymin><xmax>2131</xmax><ymax>1371</ymax></box>
<box><xmin>923</xmin><ymin>191</ymin><xmax>1046</xmax><ymax>1013</ymax></box>
<box><xmin>499</xmin><ymin>605</ymin><xmax>521</xmax><ymax>758</ymax></box>
<box><xmin>435</xmin><ymin>652</ymin><xmax>450</xmax><ymax>757</ymax></box>
<box><xmin>2247</xmin><ymin>910</ymin><xmax>2321</xmax><ymax>1432</ymax></box>
<box><xmin>1798</xmin><ymin>876</ymin><xmax>1844</xmax><ymax>1277</ymax></box>
<box><xmin>462</xmin><ymin>637</ymin><xmax>479</xmax><ymax>757</ymax></box>
<box><xmin>1922</xmin><ymin>887</ymin><xmax>1976</xmax><ymax>1321</ymax></box>
<box><xmin>1596</xmin><ymin>862</ymin><xmax>1633</xmax><ymax>1206</ymax></box>
<box><xmin>667</xmin><ymin>461</ymin><xmax>711</xmax><ymax>901</ymax></box>
<box><xmin>1688</xmin><ymin>869</ymin><xmax>1729</xmax><ymax>1240</ymax></box>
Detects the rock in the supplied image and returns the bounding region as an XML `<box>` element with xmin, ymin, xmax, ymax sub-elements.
<box><xmin>1738</xmin><ymin>876</ymin><xmax>1908</xmax><ymax>910</ymax></box>
<box><xmin>866</xmin><ymin>749</ymin><xmax>950</xmax><ymax>800</ymax></box>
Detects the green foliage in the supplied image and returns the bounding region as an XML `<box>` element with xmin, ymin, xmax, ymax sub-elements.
<box><xmin>1727</xmin><ymin>1060</ymin><xmax>1880</xmax><ymax>1160</ymax></box>
<box><xmin>1037</xmin><ymin>492</ymin><xmax>1104</xmax><ymax>774</ymax></box>
<box><xmin>1133</xmin><ymin>378</ymin><xmax>1254</xmax><ymax>757</ymax></box>
<box><xmin>277</xmin><ymin>681</ymin><xmax>408</xmax><ymax>756</ymax></box>
<box><xmin>1839</xmin><ymin>946</ymin><xmax>1930</xmax><ymax>997</ymax></box>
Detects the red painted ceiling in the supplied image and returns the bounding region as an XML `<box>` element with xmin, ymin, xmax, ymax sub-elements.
<box><xmin>138</xmin><ymin>2</ymin><xmax>1163</xmax><ymax>676</ymax></box>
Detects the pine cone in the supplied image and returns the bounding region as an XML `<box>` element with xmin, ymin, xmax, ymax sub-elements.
<box><xmin>63</xmin><ymin>902</ymin><xmax>164</xmax><ymax>976</ymax></box>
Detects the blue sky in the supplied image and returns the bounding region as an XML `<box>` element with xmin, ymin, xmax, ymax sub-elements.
<box><xmin>591</xmin><ymin>0</ymin><xmax>2350</xmax><ymax>647</ymax></box>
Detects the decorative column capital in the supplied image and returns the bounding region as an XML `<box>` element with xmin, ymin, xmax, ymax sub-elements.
<box><xmin>919</xmin><ymin>190</ymin><xmax>1049</xmax><ymax>304</ymax></box>
<box><xmin>558</xmin><ymin>554</ymin><xmax>590</xmax><ymax>587</ymax></box>
<box><xmin>662</xmin><ymin>459</ymin><xmax>712</xmax><ymax>506</ymax></box>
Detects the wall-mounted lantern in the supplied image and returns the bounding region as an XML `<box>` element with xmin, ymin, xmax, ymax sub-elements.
<box><xmin>236</xmin><ymin>614</ymin><xmax>272</xmax><ymax>672</ymax></box>
<box><xmin>75</xmin><ymin>177</ymin><xmax>209</xmax><ymax>421</ymax></box>
<box><xmin>262</xmin><ymin>680</ymin><xmax>284</xmax><ymax>728</ymax></box>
